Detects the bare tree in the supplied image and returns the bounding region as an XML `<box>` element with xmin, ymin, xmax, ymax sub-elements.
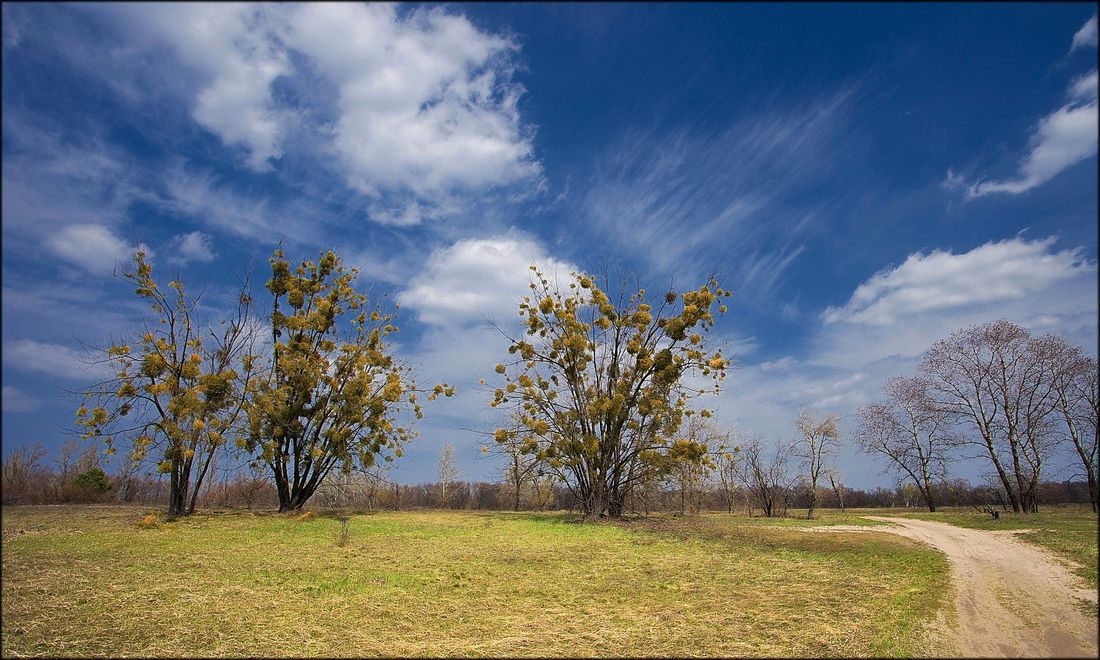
<box><xmin>1047</xmin><ymin>341</ymin><xmax>1098</xmax><ymax>512</ymax></box>
<box><xmin>486</xmin><ymin>413</ymin><xmax>546</xmax><ymax>511</ymax></box>
<box><xmin>1</xmin><ymin>444</ymin><xmax>47</xmax><ymax>504</ymax></box>
<box><xmin>58</xmin><ymin>439</ymin><xmax>79</xmax><ymax>489</ymax></box>
<box><xmin>438</xmin><ymin>443</ymin><xmax>461</xmax><ymax>507</ymax></box>
<box><xmin>825</xmin><ymin>467</ymin><xmax>846</xmax><ymax>513</ymax></box>
<box><xmin>854</xmin><ymin>376</ymin><xmax>951</xmax><ymax>512</ymax></box>
<box><xmin>793</xmin><ymin>409</ymin><xmax>840</xmax><ymax>520</ymax></box>
<box><xmin>737</xmin><ymin>436</ymin><xmax>795</xmax><ymax>518</ymax></box>
<box><xmin>715</xmin><ymin>433</ymin><xmax>743</xmax><ymax>514</ymax></box>
<box><xmin>920</xmin><ymin>320</ymin><xmax>1062</xmax><ymax>513</ymax></box>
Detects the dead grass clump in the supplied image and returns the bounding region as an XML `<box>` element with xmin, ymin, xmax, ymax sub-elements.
<box><xmin>296</xmin><ymin>511</ymin><xmax>317</xmax><ymax>522</ymax></box>
<box><xmin>136</xmin><ymin>514</ymin><xmax>159</xmax><ymax>529</ymax></box>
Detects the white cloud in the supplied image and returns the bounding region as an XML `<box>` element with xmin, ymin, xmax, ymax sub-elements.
<box><xmin>822</xmin><ymin>236</ymin><xmax>1093</xmax><ymax>326</ymax></box>
<box><xmin>167</xmin><ymin>230</ymin><xmax>216</xmax><ymax>265</ymax></box>
<box><xmin>102</xmin><ymin>3</ymin><xmax>541</xmax><ymax>217</ymax></box>
<box><xmin>941</xmin><ymin>167</ymin><xmax>966</xmax><ymax>190</ymax></box>
<box><xmin>713</xmin><ymin>236</ymin><xmax>1097</xmax><ymax>488</ymax></box>
<box><xmin>45</xmin><ymin>224</ymin><xmax>149</xmax><ymax>275</ymax></box>
<box><xmin>1071</xmin><ymin>13</ymin><xmax>1097</xmax><ymax>52</ymax></box>
<box><xmin>2</xmin><ymin>339</ymin><xmax>112</xmax><ymax>381</ymax></box>
<box><xmin>154</xmin><ymin>166</ymin><xmax>314</xmax><ymax>244</ymax></box>
<box><xmin>398</xmin><ymin>233</ymin><xmax>577</xmax><ymax>327</ymax></box>
<box><xmin>105</xmin><ymin>4</ymin><xmax>290</xmax><ymax>170</ymax></box>
<box><xmin>959</xmin><ymin>28</ymin><xmax>1098</xmax><ymax>200</ymax></box>
<box><xmin>1069</xmin><ymin>69</ymin><xmax>1098</xmax><ymax>101</ymax></box>
<box><xmin>287</xmin><ymin>5</ymin><xmax>540</xmax><ymax>201</ymax></box>
<box><xmin>965</xmin><ymin>95</ymin><xmax>1097</xmax><ymax>197</ymax></box>
<box><xmin>579</xmin><ymin>88</ymin><xmax>855</xmax><ymax>293</ymax></box>
<box><xmin>2</xmin><ymin>386</ymin><xmax>40</xmax><ymax>413</ymax></box>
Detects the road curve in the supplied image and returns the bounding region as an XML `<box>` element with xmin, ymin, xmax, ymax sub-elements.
<box><xmin>864</xmin><ymin>516</ymin><xmax>1098</xmax><ymax>658</ymax></box>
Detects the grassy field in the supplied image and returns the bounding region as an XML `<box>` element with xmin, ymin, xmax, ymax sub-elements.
<box><xmin>1</xmin><ymin>505</ymin><xmax>949</xmax><ymax>657</ymax></box>
<box><xmin>880</xmin><ymin>506</ymin><xmax>1098</xmax><ymax>588</ymax></box>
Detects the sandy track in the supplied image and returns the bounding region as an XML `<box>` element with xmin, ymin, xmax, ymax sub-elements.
<box><xmin>861</xmin><ymin>516</ymin><xmax>1098</xmax><ymax>658</ymax></box>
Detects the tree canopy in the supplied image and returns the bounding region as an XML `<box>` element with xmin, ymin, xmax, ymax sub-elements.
<box><xmin>76</xmin><ymin>251</ymin><xmax>260</xmax><ymax>517</ymax></box>
<box><xmin>242</xmin><ymin>249</ymin><xmax>453</xmax><ymax>511</ymax></box>
<box><xmin>490</xmin><ymin>266</ymin><xmax>731</xmax><ymax>518</ymax></box>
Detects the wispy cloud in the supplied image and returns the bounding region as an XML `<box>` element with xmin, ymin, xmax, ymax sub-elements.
<box><xmin>2</xmin><ymin>339</ymin><xmax>112</xmax><ymax>381</ymax></box>
<box><xmin>1070</xmin><ymin>13</ymin><xmax>1098</xmax><ymax>53</ymax></box>
<box><xmin>2</xmin><ymin>386</ymin><xmax>41</xmax><ymax>413</ymax></box>
<box><xmin>964</xmin><ymin>83</ymin><xmax>1097</xmax><ymax>198</ymax></box>
<box><xmin>577</xmin><ymin>87</ymin><xmax>858</xmax><ymax>299</ymax></box>
<box><xmin>955</xmin><ymin>17</ymin><xmax>1098</xmax><ymax>198</ymax></box>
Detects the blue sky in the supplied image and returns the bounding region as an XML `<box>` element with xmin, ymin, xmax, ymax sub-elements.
<box><xmin>2</xmin><ymin>3</ymin><xmax>1097</xmax><ymax>490</ymax></box>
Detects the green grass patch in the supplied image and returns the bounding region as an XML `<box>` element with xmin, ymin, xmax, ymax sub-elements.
<box><xmin>2</xmin><ymin>505</ymin><xmax>950</xmax><ymax>657</ymax></box>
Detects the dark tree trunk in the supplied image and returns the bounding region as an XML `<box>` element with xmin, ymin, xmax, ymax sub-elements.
<box><xmin>607</xmin><ymin>494</ymin><xmax>624</xmax><ymax>518</ymax></box>
<box><xmin>167</xmin><ymin>458</ymin><xmax>188</xmax><ymax>518</ymax></box>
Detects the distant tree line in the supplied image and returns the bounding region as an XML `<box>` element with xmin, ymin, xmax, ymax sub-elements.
<box><xmin>3</xmin><ymin>441</ymin><xmax>1093</xmax><ymax>512</ymax></box>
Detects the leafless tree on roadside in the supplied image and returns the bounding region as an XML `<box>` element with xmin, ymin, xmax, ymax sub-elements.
<box><xmin>793</xmin><ymin>409</ymin><xmax>840</xmax><ymax>519</ymax></box>
<box><xmin>854</xmin><ymin>376</ymin><xmax>952</xmax><ymax>512</ymax></box>
<box><xmin>920</xmin><ymin>320</ymin><xmax>1062</xmax><ymax>513</ymax></box>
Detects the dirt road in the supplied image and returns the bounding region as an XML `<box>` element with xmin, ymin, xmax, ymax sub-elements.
<box><xmin>863</xmin><ymin>516</ymin><xmax>1098</xmax><ymax>658</ymax></box>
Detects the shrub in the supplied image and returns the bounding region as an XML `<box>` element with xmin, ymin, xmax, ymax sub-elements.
<box><xmin>73</xmin><ymin>468</ymin><xmax>112</xmax><ymax>493</ymax></box>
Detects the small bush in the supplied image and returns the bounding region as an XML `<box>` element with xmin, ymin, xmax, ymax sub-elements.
<box><xmin>136</xmin><ymin>514</ymin><xmax>158</xmax><ymax>529</ymax></box>
<box><xmin>73</xmin><ymin>468</ymin><xmax>112</xmax><ymax>493</ymax></box>
<box><xmin>296</xmin><ymin>511</ymin><xmax>317</xmax><ymax>522</ymax></box>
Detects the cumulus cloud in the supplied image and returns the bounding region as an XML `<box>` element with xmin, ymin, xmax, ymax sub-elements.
<box><xmin>2</xmin><ymin>339</ymin><xmax>112</xmax><ymax>381</ymax></box>
<box><xmin>822</xmin><ymin>236</ymin><xmax>1093</xmax><ymax>326</ymax></box>
<box><xmin>398</xmin><ymin>233</ymin><xmax>577</xmax><ymax>327</ymax></box>
<box><xmin>105</xmin><ymin>4</ymin><xmax>290</xmax><ymax>170</ymax></box>
<box><xmin>286</xmin><ymin>5</ymin><xmax>539</xmax><ymax>199</ymax></box>
<box><xmin>2</xmin><ymin>386</ymin><xmax>40</xmax><ymax>413</ymax></box>
<box><xmin>101</xmin><ymin>3</ymin><xmax>541</xmax><ymax>218</ymax></box>
<box><xmin>1071</xmin><ymin>13</ymin><xmax>1098</xmax><ymax>52</ymax></box>
<box><xmin>167</xmin><ymin>230</ymin><xmax>216</xmax><ymax>265</ymax></box>
<box><xmin>810</xmin><ymin>236</ymin><xmax>1097</xmax><ymax>370</ymax></box>
<box><xmin>45</xmin><ymin>224</ymin><xmax>150</xmax><ymax>275</ymax></box>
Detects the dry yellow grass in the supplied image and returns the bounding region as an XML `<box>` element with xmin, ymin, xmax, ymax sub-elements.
<box><xmin>1</xmin><ymin>505</ymin><xmax>949</xmax><ymax>657</ymax></box>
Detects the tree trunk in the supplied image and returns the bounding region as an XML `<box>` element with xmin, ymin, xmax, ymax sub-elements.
<box><xmin>167</xmin><ymin>458</ymin><xmax>187</xmax><ymax>518</ymax></box>
<box><xmin>607</xmin><ymin>493</ymin><xmax>624</xmax><ymax>518</ymax></box>
<box><xmin>1088</xmin><ymin>469</ymin><xmax>1098</xmax><ymax>513</ymax></box>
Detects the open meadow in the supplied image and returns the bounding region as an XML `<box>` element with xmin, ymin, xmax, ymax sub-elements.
<box><xmin>2</xmin><ymin>505</ymin><xmax>958</xmax><ymax>658</ymax></box>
